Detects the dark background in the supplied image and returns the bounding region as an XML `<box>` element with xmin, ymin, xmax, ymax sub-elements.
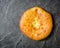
<box><xmin>0</xmin><ymin>0</ymin><xmax>60</xmax><ymax>48</ymax></box>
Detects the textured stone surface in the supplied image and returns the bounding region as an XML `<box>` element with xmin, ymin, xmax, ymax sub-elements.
<box><xmin>0</xmin><ymin>0</ymin><xmax>60</xmax><ymax>48</ymax></box>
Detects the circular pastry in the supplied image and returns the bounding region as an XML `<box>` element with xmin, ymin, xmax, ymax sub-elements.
<box><xmin>19</xmin><ymin>7</ymin><xmax>53</xmax><ymax>40</ymax></box>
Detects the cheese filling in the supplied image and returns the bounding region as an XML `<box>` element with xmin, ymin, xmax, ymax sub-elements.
<box><xmin>32</xmin><ymin>18</ymin><xmax>40</xmax><ymax>29</ymax></box>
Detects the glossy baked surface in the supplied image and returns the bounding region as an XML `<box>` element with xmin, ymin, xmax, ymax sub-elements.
<box><xmin>20</xmin><ymin>7</ymin><xmax>53</xmax><ymax>40</ymax></box>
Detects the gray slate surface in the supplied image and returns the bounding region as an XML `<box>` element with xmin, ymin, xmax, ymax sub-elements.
<box><xmin>0</xmin><ymin>0</ymin><xmax>60</xmax><ymax>48</ymax></box>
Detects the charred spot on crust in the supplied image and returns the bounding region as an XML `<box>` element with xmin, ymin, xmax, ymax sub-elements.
<box><xmin>35</xmin><ymin>8</ymin><xmax>38</xmax><ymax>12</ymax></box>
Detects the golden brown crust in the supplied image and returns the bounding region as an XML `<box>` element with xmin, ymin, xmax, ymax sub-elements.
<box><xmin>19</xmin><ymin>7</ymin><xmax>53</xmax><ymax>40</ymax></box>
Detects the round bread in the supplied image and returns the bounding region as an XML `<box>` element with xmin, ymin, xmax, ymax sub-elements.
<box><xmin>19</xmin><ymin>7</ymin><xmax>53</xmax><ymax>40</ymax></box>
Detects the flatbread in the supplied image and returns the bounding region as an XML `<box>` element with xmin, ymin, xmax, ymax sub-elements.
<box><xmin>19</xmin><ymin>7</ymin><xmax>53</xmax><ymax>40</ymax></box>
